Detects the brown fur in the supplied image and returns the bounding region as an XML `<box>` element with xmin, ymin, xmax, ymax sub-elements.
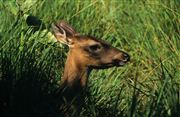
<box><xmin>52</xmin><ymin>21</ymin><xmax>130</xmax><ymax>117</ymax></box>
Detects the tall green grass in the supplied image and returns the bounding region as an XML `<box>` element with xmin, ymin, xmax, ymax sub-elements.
<box><xmin>0</xmin><ymin>0</ymin><xmax>179</xmax><ymax>117</ymax></box>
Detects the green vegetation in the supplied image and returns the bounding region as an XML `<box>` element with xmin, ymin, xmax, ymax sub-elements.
<box><xmin>0</xmin><ymin>0</ymin><xmax>179</xmax><ymax>117</ymax></box>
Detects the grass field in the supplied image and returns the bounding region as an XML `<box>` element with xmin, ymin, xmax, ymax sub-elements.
<box><xmin>0</xmin><ymin>0</ymin><xmax>180</xmax><ymax>117</ymax></box>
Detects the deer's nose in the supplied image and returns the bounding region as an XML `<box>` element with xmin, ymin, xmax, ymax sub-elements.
<box><xmin>122</xmin><ymin>53</ymin><xmax>130</xmax><ymax>62</ymax></box>
<box><xmin>112</xmin><ymin>52</ymin><xmax>130</xmax><ymax>63</ymax></box>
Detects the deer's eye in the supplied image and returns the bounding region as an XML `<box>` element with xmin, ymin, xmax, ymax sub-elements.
<box><xmin>88</xmin><ymin>44</ymin><xmax>102</xmax><ymax>52</ymax></box>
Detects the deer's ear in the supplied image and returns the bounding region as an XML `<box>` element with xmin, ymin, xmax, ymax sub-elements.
<box><xmin>51</xmin><ymin>21</ymin><xmax>79</xmax><ymax>46</ymax></box>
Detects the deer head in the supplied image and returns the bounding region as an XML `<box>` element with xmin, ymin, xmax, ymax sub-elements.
<box><xmin>52</xmin><ymin>21</ymin><xmax>130</xmax><ymax>88</ymax></box>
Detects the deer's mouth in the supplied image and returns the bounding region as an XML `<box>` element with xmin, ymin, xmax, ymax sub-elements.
<box><xmin>90</xmin><ymin>60</ymin><xmax>128</xmax><ymax>69</ymax></box>
<box><xmin>115</xmin><ymin>61</ymin><xmax>127</xmax><ymax>66</ymax></box>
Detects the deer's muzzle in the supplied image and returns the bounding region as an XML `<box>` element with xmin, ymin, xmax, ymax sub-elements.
<box><xmin>112</xmin><ymin>52</ymin><xmax>130</xmax><ymax>66</ymax></box>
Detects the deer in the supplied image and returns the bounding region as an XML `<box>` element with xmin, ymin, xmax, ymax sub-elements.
<box><xmin>52</xmin><ymin>21</ymin><xmax>130</xmax><ymax>117</ymax></box>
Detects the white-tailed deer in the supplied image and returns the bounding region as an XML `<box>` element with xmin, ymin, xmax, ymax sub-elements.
<box><xmin>52</xmin><ymin>21</ymin><xmax>130</xmax><ymax>117</ymax></box>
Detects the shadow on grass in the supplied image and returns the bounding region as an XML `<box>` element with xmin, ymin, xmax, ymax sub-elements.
<box><xmin>1</xmin><ymin>56</ymin><xmax>179</xmax><ymax>117</ymax></box>
<box><xmin>0</xmin><ymin>54</ymin><xmax>63</xmax><ymax>117</ymax></box>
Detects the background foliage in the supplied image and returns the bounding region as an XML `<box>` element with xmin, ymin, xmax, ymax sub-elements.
<box><xmin>0</xmin><ymin>0</ymin><xmax>179</xmax><ymax>117</ymax></box>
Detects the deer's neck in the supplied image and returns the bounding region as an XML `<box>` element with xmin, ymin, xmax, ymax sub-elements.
<box><xmin>61</xmin><ymin>51</ymin><xmax>91</xmax><ymax>90</ymax></box>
